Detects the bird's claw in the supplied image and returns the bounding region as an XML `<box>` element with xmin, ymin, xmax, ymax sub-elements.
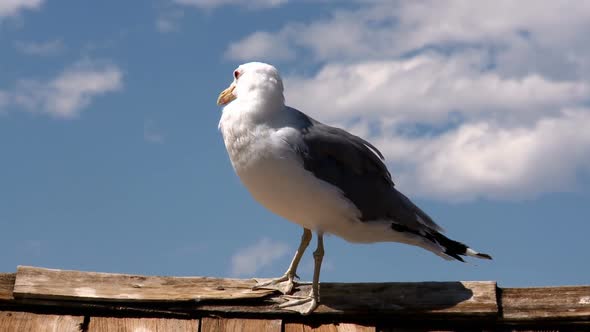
<box><xmin>252</xmin><ymin>275</ymin><xmax>295</xmax><ymax>294</ymax></box>
<box><xmin>279</xmin><ymin>294</ymin><xmax>318</xmax><ymax>315</ymax></box>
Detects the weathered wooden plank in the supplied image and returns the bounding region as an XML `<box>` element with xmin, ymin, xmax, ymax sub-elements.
<box><xmin>0</xmin><ymin>273</ymin><xmax>15</xmax><ymax>301</ymax></box>
<box><xmin>0</xmin><ymin>311</ymin><xmax>83</xmax><ymax>332</ymax></box>
<box><xmin>10</xmin><ymin>266</ymin><xmax>497</xmax><ymax>317</ymax></box>
<box><xmin>502</xmin><ymin>286</ymin><xmax>590</xmax><ymax>321</ymax></box>
<box><xmin>192</xmin><ymin>281</ymin><xmax>497</xmax><ymax>316</ymax></box>
<box><xmin>13</xmin><ymin>266</ymin><xmax>276</xmax><ymax>302</ymax></box>
<box><xmin>285</xmin><ymin>322</ymin><xmax>375</xmax><ymax>332</ymax></box>
<box><xmin>200</xmin><ymin>317</ymin><xmax>281</xmax><ymax>332</ymax></box>
<box><xmin>88</xmin><ymin>317</ymin><xmax>198</xmax><ymax>332</ymax></box>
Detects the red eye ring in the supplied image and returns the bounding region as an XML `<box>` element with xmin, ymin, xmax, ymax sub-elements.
<box><xmin>233</xmin><ymin>70</ymin><xmax>240</xmax><ymax>79</ymax></box>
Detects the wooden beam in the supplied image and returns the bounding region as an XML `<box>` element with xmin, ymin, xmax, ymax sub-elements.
<box><xmin>502</xmin><ymin>286</ymin><xmax>590</xmax><ymax>321</ymax></box>
<box><xmin>13</xmin><ymin>265</ymin><xmax>276</xmax><ymax>302</ymax></box>
<box><xmin>200</xmin><ymin>317</ymin><xmax>281</xmax><ymax>332</ymax></box>
<box><xmin>3</xmin><ymin>265</ymin><xmax>590</xmax><ymax>325</ymax></box>
<box><xmin>0</xmin><ymin>273</ymin><xmax>15</xmax><ymax>301</ymax></box>
<box><xmin>87</xmin><ymin>317</ymin><xmax>199</xmax><ymax>332</ymax></box>
<box><xmin>0</xmin><ymin>311</ymin><xmax>83</xmax><ymax>332</ymax></box>
<box><xmin>10</xmin><ymin>266</ymin><xmax>497</xmax><ymax>318</ymax></box>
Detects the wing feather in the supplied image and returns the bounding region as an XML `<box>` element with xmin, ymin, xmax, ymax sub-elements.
<box><xmin>289</xmin><ymin>107</ymin><xmax>443</xmax><ymax>233</ymax></box>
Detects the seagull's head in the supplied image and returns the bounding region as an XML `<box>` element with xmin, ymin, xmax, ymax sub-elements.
<box><xmin>217</xmin><ymin>62</ymin><xmax>284</xmax><ymax>107</ymax></box>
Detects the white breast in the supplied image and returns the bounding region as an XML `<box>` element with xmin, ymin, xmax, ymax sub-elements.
<box><xmin>219</xmin><ymin>109</ymin><xmax>360</xmax><ymax>234</ymax></box>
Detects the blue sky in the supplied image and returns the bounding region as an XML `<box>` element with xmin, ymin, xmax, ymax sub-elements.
<box><xmin>1</xmin><ymin>0</ymin><xmax>589</xmax><ymax>287</ymax></box>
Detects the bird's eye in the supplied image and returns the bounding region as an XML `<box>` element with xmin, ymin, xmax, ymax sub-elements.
<box><xmin>234</xmin><ymin>70</ymin><xmax>240</xmax><ymax>79</ymax></box>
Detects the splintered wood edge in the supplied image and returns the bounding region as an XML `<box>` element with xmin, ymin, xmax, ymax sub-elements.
<box><xmin>13</xmin><ymin>266</ymin><xmax>276</xmax><ymax>302</ymax></box>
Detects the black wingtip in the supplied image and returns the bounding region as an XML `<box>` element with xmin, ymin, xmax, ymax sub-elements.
<box><xmin>432</xmin><ymin>232</ymin><xmax>493</xmax><ymax>262</ymax></box>
<box><xmin>476</xmin><ymin>253</ymin><xmax>493</xmax><ymax>260</ymax></box>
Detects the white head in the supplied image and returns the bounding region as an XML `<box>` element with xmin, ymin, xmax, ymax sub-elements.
<box><xmin>217</xmin><ymin>62</ymin><xmax>284</xmax><ymax>107</ymax></box>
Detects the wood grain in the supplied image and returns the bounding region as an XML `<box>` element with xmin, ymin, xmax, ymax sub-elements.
<box><xmin>11</xmin><ymin>266</ymin><xmax>497</xmax><ymax>317</ymax></box>
<box><xmin>191</xmin><ymin>281</ymin><xmax>496</xmax><ymax>316</ymax></box>
<box><xmin>284</xmin><ymin>322</ymin><xmax>375</xmax><ymax>332</ymax></box>
<box><xmin>307</xmin><ymin>281</ymin><xmax>498</xmax><ymax>316</ymax></box>
<box><xmin>88</xmin><ymin>317</ymin><xmax>198</xmax><ymax>332</ymax></box>
<box><xmin>13</xmin><ymin>265</ymin><xmax>276</xmax><ymax>302</ymax></box>
<box><xmin>0</xmin><ymin>311</ymin><xmax>83</xmax><ymax>332</ymax></box>
<box><xmin>5</xmin><ymin>265</ymin><xmax>590</xmax><ymax>326</ymax></box>
<box><xmin>200</xmin><ymin>317</ymin><xmax>281</xmax><ymax>332</ymax></box>
<box><xmin>502</xmin><ymin>286</ymin><xmax>590</xmax><ymax>321</ymax></box>
<box><xmin>0</xmin><ymin>274</ymin><xmax>15</xmax><ymax>301</ymax></box>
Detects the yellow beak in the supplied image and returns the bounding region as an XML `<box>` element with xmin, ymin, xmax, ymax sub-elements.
<box><xmin>217</xmin><ymin>84</ymin><xmax>236</xmax><ymax>106</ymax></box>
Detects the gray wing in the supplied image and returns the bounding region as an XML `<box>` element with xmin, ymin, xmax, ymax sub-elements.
<box><xmin>289</xmin><ymin>107</ymin><xmax>443</xmax><ymax>233</ymax></box>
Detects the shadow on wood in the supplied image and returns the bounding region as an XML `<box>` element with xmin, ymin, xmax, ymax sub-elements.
<box><xmin>285</xmin><ymin>281</ymin><xmax>494</xmax><ymax>316</ymax></box>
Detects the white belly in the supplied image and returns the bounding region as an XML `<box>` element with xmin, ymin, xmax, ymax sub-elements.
<box><xmin>236</xmin><ymin>151</ymin><xmax>359</xmax><ymax>233</ymax></box>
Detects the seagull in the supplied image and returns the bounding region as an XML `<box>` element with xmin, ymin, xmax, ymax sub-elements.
<box><xmin>217</xmin><ymin>62</ymin><xmax>492</xmax><ymax>315</ymax></box>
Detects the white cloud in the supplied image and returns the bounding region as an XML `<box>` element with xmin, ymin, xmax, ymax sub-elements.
<box><xmin>373</xmin><ymin>109</ymin><xmax>590</xmax><ymax>201</ymax></box>
<box><xmin>225</xmin><ymin>0</ymin><xmax>590</xmax><ymax>201</ymax></box>
<box><xmin>285</xmin><ymin>53</ymin><xmax>589</xmax><ymax>126</ymax></box>
<box><xmin>2</xmin><ymin>60</ymin><xmax>123</xmax><ymax>118</ymax></box>
<box><xmin>227</xmin><ymin>1</ymin><xmax>590</xmax><ymax>67</ymax></box>
<box><xmin>226</xmin><ymin>10</ymin><xmax>385</xmax><ymax>62</ymax></box>
<box><xmin>174</xmin><ymin>0</ymin><xmax>287</xmax><ymax>10</ymax></box>
<box><xmin>0</xmin><ymin>0</ymin><xmax>43</xmax><ymax>18</ymax></box>
<box><xmin>15</xmin><ymin>39</ymin><xmax>65</xmax><ymax>56</ymax></box>
<box><xmin>230</xmin><ymin>238</ymin><xmax>289</xmax><ymax>276</ymax></box>
<box><xmin>225</xmin><ymin>31</ymin><xmax>295</xmax><ymax>62</ymax></box>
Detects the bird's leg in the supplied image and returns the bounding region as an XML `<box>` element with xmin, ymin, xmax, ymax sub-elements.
<box><xmin>253</xmin><ymin>228</ymin><xmax>312</xmax><ymax>294</ymax></box>
<box><xmin>279</xmin><ymin>232</ymin><xmax>323</xmax><ymax>315</ymax></box>
<box><xmin>311</xmin><ymin>232</ymin><xmax>324</xmax><ymax>302</ymax></box>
